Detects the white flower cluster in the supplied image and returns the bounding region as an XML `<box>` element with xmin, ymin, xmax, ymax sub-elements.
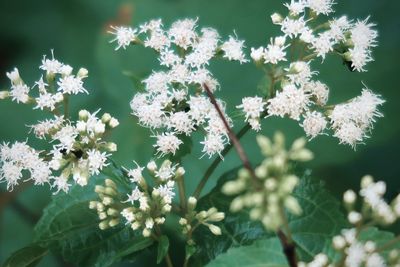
<box><xmin>0</xmin><ymin>53</ymin><xmax>119</xmax><ymax>193</ymax></box>
<box><xmin>236</xmin><ymin>96</ymin><xmax>266</xmax><ymax>131</ymax></box>
<box><xmin>330</xmin><ymin>89</ymin><xmax>384</xmax><ymax>148</ymax></box>
<box><xmin>300</xmin><ymin>175</ymin><xmax>400</xmax><ymax>267</ymax></box>
<box><xmin>0</xmin><ymin>142</ymin><xmax>51</xmax><ymax>190</ymax></box>
<box><xmin>179</xmin><ymin>196</ymin><xmax>225</xmax><ymax>240</ymax></box>
<box><xmin>111</xmin><ymin>18</ymin><xmax>247</xmax><ymax>158</ymax></box>
<box><xmin>3</xmin><ymin>51</ymin><xmax>88</xmax><ymax>109</ymax></box>
<box><xmin>222</xmin><ymin>132</ymin><xmax>313</xmax><ymax>231</ymax></box>
<box><xmin>48</xmin><ymin>110</ymin><xmax>119</xmax><ymax>193</ymax></box>
<box><xmin>238</xmin><ymin>1</ymin><xmax>383</xmax><ymax>149</ymax></box>
<box><xmin>119</xmin><ymin>160</ymin><xmax>184</xmax><ymax>237</ymax></box>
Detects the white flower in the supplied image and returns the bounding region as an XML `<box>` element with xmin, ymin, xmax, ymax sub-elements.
<box><xmin>301</xmin><ymin>111</ymin><xmax>327</xmax><ymax>139</ymax></box>
<box><xmin>365</xmin><ymin>253</ymin><xmax>386</xmax><ymax>267</ymax></box>
<box><xmin>10</xmin><ymin>84</ymin><xmax>30</xmax><ymax>103</ymax></box>
<box><xmin>264</xmin><ymin>37</ymin><xmax>287</xmax><ymax>64</ymax></box>
<box><xmin>201</xmin><ymin>134</ymin><xmax>226</xmax><ymax>158</ymax></box>
<box><xmin>125</xmin><ymin>187</ymin><xmax>144</xmax><ymax>204</ymax></box>
<box><xmin>187</xmin><ymin>96</ymin><xmax>212</xmax><ymax>124</ymax></box>
<box><xmin>136</xmin><ymin>102</ymin><xmax>166</xmax><ymax>129</ymax></box>
<box><xmin>333</xmin><ymin>122</ymin><xmax>364</xmax><ymax>148</ymax></box>
<box><xmin>155</xmin><ymin>161</ymin><xmax>176</xmax><ymax>181</ymax></box>
<box><xmin>155</xmin><ymin>182</ymin><xmax>176</xmax><ymax>204</ymax></box>
<box><xmin>267</xmin><ymin>84</ymin><xmax>311</xmax><ymax>120</ymax></box>
<box><xmin>345</xmin><ymin>242</ymin><xmax>366</xmax><ymax>267</ymax></box>
<box><xmin>57</xmin><ymin>75</ymin><xmax>88</xmax><ymax>95</ymax></box>
<box><xmin>307</xmin><ymin>0</ymin><xmax>335</xmax><ymax>15</ymax></box>
<box><xmin>6</xmin><ymin>68</ymin><xmax>21</xmax><ymax>84</ymax></box>
<box><xmin>87</xmin><ymin>149</ymin><xmax>109</xmax><ymax>175</ymax></box>
<box><xmin>154</xmin><ymin>132</ymin><xmax>182</xmax><ymax>156</ymax></box>
<box><xmin>221</xmin><ymin>35</ymin><xmax>248</xmax><ymax>63</ymax></box>
<box><xmin>40</xmin><ymin>51</ymin><xmax>63</xmax><ymax>75</ymax></box>
<box><xmin>35</xmin><ymin>92</ymin><xmax>62</xmax><ymax>111</ymax></box>
<box><xmin>109</xmin><ymin>26</ymin><xmax>138</xmax><ymax>50</ymax></box>
<box><xmin>286</xmin><ymin>61</ymin><xmax>315</xmax><ymax>85</ymax></box>
<box><xmin>237</xmin><ymin>96</ymin><xmax>265</xmax><ymax>122</ymax></box>
<box><xmin>126</xmin><ymin>161</ymin><xmax>144</xmax><ymax>183</ymax></box>
<box><xmin>250</xmin><ymin>47</ymin><xmax>265</xmax><ymax>62</ymax></box>
<box><xmin>312</xmin><ymin>31</ymin><xmax>334</xmax><ymax>59</ymax></box>
<box><xmin>168</xmin><ymin>18</ymin><xmax>198</xmax><ymax>49</ymax></box>
<box><xmin>168</xmin><ymin>111</ymin><xmax>195</xmax><ymax>135</ymax></box>
<box><xmin>328</xmin><ymin>16</ymin><xmax>351</xmax><ymax>42</ymax></box>
<box><xmin>52</xmin><ymin>175</ymin><xmax>71</xmax><ymax>194</ymax></box>
<box><xmin>303</xmin><ymin>81</ymin><xmax>329</xmax><ymax>106</ymax></box>
<box><xmin>284</xmin><ymin>0</ymin><xmax>306</xmax><ymax>15</ymax></box>
<box><xmin>144</xmin><ymin>30</ymin><xmax>170</xmax><ymax>51</ymax></box>
<box><xmin>280</xmin><ymin>17</ymin><xmax>307</xmax><ymax>39</ymax></box>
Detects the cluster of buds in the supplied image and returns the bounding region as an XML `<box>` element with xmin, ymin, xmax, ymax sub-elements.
<box><xmin>222</xmin><ymin>132</ymin><xmax>313</xmax><ymax>231</ymax></box>
<box><xmin>343</xmin><ymin>175</ymin><xmax>400</xmax><ymax>226</ymax></box>
<box><xmin>299</xmin><ymin>175</ymin><xmax>400</xmax><ymax>267</ymax></box>
<box><xmin>89</xmin><ymin>179</ymin><xmax>122</xmax><ymax>230</ymax></box>
<box><xmin>179</xmin><ymin>197</ymin><xmax>225</xmax><ymax>244</ymax></box>
<box><xmin>118</xmin><ymin>160</ymin><xmax>184</xmax><ymax>237</ymax></box>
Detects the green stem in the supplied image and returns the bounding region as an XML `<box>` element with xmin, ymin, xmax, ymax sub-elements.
<box><xmin>63</xmin><ymin>94</ymin><xmax>69</xmax><ymax>118</ymax></box>
<box><xmin>375</xmin><ymin>235</ymin><xmax>400</xmax><ymax>253</ymax></box>
<box><xmin>177</xmin><ymin>176</ymin><xmax>187</xmax><ymax>212</ymax></box>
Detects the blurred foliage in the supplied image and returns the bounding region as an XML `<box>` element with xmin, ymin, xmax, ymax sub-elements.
<box><xmin>0</xmin><ymin>0</ymin><xmax>399</xmax><ymax>266</ymax></box>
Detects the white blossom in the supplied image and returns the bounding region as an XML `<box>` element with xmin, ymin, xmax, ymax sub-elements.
<box><xmin>109</xmin><ymin>26</ymin><xmax>138</xmax><ymax>50</ymax></box>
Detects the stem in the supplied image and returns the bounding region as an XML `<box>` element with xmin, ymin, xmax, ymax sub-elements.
<box><xmin>202</xmin><ymin>84</ymin><xmax>257</xmax><ymax>182</ymax></box>
<box><xmin>164</xmin><ymin>253</ymin><xmax>174</xmax><ymax>267</ymax></box>
<box><xmin>375</xmin><ymin>235</ymin><xmax>400</xmax><ymax>253</ymax></box>
<box><xmin>277</xmin><ymin>230</ymin><xmax>298</xmax><ymax>267</ymax></box>
<box><xmin>177</xmin><ymin>176</ymin><xmax>187</xmax><ymax>211</ymax></box>
<box><xmin>153</xmin><ymin>226</ymin><xmax>174</xmax><ymax>267</ymax></box>
<box><xmin>63</xmin><ymin>94</ymin><xmax>69</xmax><ymax>118</ymax></box>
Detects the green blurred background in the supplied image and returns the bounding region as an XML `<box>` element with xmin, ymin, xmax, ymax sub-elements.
<box><xmin>0</xmin><ymin>0</ymin><xmax>399</xmax><ymax>266</ymax></box>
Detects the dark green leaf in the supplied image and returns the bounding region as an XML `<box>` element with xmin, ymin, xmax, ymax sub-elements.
<box><xmin>205</xmin><ymin>237</ymin><xmax>288</xmax><ymax>267</ymax></box>
<box><xmin>157</xmin><ymin>235</ymin><xmax>170</xmax><ymax>264</ymax></box>
<box><xmin>289</xmin><ymin>175</ymin><xmax>348</xmax><ymax>261</ymax></box>
<box><xmin>2</xmin><ymin>244</ymin><xmax>47</xmax><ymax>267</ymax></box>
<box><xmin>33</xmin><ymin>174</ymin><xmax>153</xmax><ymax>267</ymax></box>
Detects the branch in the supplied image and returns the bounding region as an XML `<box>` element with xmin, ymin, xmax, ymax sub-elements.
<box><xmin>277</xmin><ymin>230</ymin><xmax>298</xmax><ymax>267</ymax></box>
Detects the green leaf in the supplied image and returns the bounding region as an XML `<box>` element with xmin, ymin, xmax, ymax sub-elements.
<box><xmin>205</xmin><ymin>237</ymin><xmax>288</xmax><ymax>267</ymax></box>
<box><xmin>157</xmin><ymin>235</ymin><xmax>170</xmax><ymax>264</ymax></box>
<box><xmin>289</xmin><ymin>174</ymin><xmax>348</xmax><ymax>261</ymax></box>
<box><xmin>33</xmin><ymin>174</ymin><xmax>153</xmax><ymax>267</ymax></box>
<box><xmin>169</xmin><ymin>134</ymin><xmax>193</xmax><ymax>162</ymax></box>
<box><xmin>359</xmin><ymin>227</ymin><xmax>400</xmax><ymax>259</ymax></box>
<box><xmin>2</xmin><ymin>244</ymin><xmax>47</xmax><ymax>267</ymax></box>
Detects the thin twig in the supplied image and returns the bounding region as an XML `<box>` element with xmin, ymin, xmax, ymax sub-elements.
<box><xmin>277</xmin><ymin>230</ymin><xmax>298</xmax><ymax>267</ymax></box>
<box><xmin>375</xmin><ymin>235</ymin><xmax>400</xmax><ymax>253</ymax></box>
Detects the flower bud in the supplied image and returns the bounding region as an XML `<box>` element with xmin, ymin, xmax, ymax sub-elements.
<box><xmin>131</xmin><ymin>222</ymin><xmax>140</xmax><ymax>230</ymax></box>
<box><xmin>99</xmin><ymin>212</ymin><xmax>107</xmax><ymax>220</ymax></box>
<box><xmin>147</xmin><ymin>161</ymin><xmax>157</xmax><ymax>173</ymax></box>
<box><xmin>95</xmin><ymin>185</ymin><xmax>105</xmax><ymax>194</ymax></box>
<box><xmin>6</xmin><ymin>68</ymin><xmax>21</xmax><ymax>84</ymax></box>
<box><xmin>250</xmin><ymin>47</ymin><xmax>265</xmax><ymax>62</ymax></box>
<box><xmin>107</xmin><ymin>208</ymin><xmax>119</xmax><ymax>217</ymax></box>
<box><xmin>188</xmin><ymin>197</ymin><xmax>197</xmax><ymax>210</ymax></box>
<box><xmin>77</xmin><ymin>68</ymin><xmax>88</xmax><ymax>78</ymax></box>
<box><xmin>208</xmin><ymin>211</ymin><xmax>225</xmax><ymax>222</ymax></box>
<box><xmin>142</xmin><ymin>228</ymin><xmax>151</xmax><ymax>237</ymax></box>
<box><xmin>256</xmin><ymin>135</ymin><xmax>272</xmax><ymax>155</ymax></box>
<box><xmin>176</xmin><ymin>166</ymin><xmax>185</xmax><ymax>177</ymax></box>
<box><xmin>76</xmin><ymin>121</ymin><xmax>87</xmax><ymax>132</ymax></box>
<box><xmin>79</xmin><ymin>109</ymin><xmax>89</xmax><ymax>121</ymax></box>
<box><xmin>0</xmin><ymin>91</ymin><xmax>10</xmax><ymax>99</ymax></box>
<box><xmin>101</xmin><ymin>113</ymin><xmax>112</xmax><ymax>123</ymax></box>
<box><xmin>99</xmin><ymin>220</ymin><xmax>110</xmax><ymax>230</ymax></box>
<box><xmin>105</xmin><ymin>142</ymin><xmax>117</xmax><ymax>152</ymax></box>
<box><xmin>361</xmin><ymin>175</ymin><xmax>373</xmax><ymax>188</ymax></box>
<box><xmin>179</xmin><ymin>218</ymin><xmax>188</xmax><ymax>225</ymax></box>
<box><xmin>271</xmin><ymin>13</ymin><xmax>283</xmax><ymax>24</ymax></box>
<box><xmin>348</xmin><ymin>211</ymin><xmax>362</xmax><ymax>224</ymax></box>
<box><xmin>343</xmin><ymin>190</ymin><xmax>356</xmax><ymax>205</ymax></box>
<box><xmin>284</xmin><ymin>196</ymin><xmax>302</xmax><ymax>215</ymax></box>
<box><xmin>275</xmin><ymin>36</ymin><xmax>286</xmax><ymax>47</ymax></box>
<box><xmin>208</xmin><ymin>224</ymin><xmax>222</xmax><ymax>235</ymax></box>
<box><xmin>89</xmin><ymin>201</ymin><xmax>98</xmax><ymax>209</ymax></box>
<box><xmin>109</xmin><ymin>218</ymin><xmax>120</xmax><ymax>227</ymax></box>
<box><xmin>94</xmin><ymin>122</ymin><xmax>106</xmax><ymax>134</ymax></box>
<box><xmin>102</xmin><ymin>196</ymin><xmax>114</xmax><ymax>206</ymax></box>
<box><xmin>109</xmin><ymin>117</ymin><xmax>119</xmax><ymax>128</ymax></box>
<box><xmin>332</xmin><ymin>235</ymin><xmax>346</xmax><ymax>250</ymax></box>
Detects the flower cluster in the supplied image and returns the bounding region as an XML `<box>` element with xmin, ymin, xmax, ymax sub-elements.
<box><xmin>119</xmin><ymin>160</ymin><xmax>184</xmax><ymax>237</ymax></box>
<box><xmin>0</xmin><ymin>53</ymin><xmax>119</xmax><ymax>193</ymax></box>
<box><xmin>0</xmin><ymin>142</ymin><xmax>51</xmax><ymax>190</ymax></box>
<box><xmin>222</xmin><ymin>132</ymin><xmax>313</xmax><ymax>231</ymax></box>
<box><xmin>237</xmin><ymin>0</ymin><xmax>383</xmax><ymax>149</ymax></box>
<box><xmin>299</xmin><ymin>175</ymin><xmax>400</xmax><ymax>267</ymax></box>
<box><xmin>179</xmin><ymin>196</ymin><xmax>225</xmax><ymax>244</ymax></box>
<box><xmin>110</xmin><ymin>18</ymin><xmax>248</xmax><ymax>158</ymax></box>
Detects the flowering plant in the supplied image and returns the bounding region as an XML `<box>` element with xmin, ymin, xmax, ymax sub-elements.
<box><xmin>1</xmin><ymin>1</ymin><xmax>399</xmax><ymax>267</ymax></box>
